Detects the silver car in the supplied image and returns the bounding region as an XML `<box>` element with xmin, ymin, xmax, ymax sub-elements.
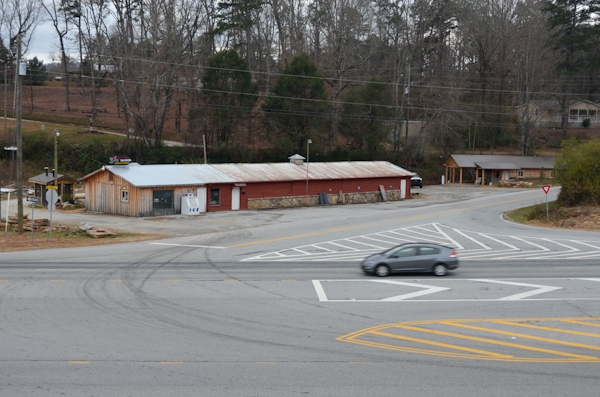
<box><xmin>361</xmin><ymin>243</ymin><xmax>458</xmax><ymax>277</ymax></box>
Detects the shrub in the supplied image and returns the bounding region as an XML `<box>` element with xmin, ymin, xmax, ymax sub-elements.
<box><xmin>555</xmin><ymin>138</ymin><xmax>600</xmax><ymax>206</ymax></box>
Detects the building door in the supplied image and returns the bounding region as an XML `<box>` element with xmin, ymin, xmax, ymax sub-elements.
<box><xmin>197</xmin><ymin>187</ymin><xmax>207</xmax><ymax>213</ymax></box>
<box><xmin>400</xmin><ymin>179</ymin><xmax>406</xmax><ymax>199</ymax></box>
<box><xmin>231</xmin><ymin>187</ymin><xmax>240</xmax><ymax>210</ymax></box>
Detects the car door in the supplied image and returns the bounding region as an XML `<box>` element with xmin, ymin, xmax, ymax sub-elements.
<box><xmin>386</xmin><ymin>246</ymin><xmax>419</xmax><ymax>272</ymax></box>
<box><xmin>417</xmin><ymin>246</ymin><xmax>441</xmax><ymax>270</ymax></box>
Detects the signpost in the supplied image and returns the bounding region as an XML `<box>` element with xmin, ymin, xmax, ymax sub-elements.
<box><xmin>26</xmin><ymin>196</ymin><xmax>39</xmax><ymax>243</ymax></box>
<box><xmin>46</xmin><ymin>188</ymin><xmax>58</xmax><ymax>243</ymax></box>
<box><xmin>541</xmin><ymin>185</ymin><xmax>551</xmax><ymax>221</ymax></box>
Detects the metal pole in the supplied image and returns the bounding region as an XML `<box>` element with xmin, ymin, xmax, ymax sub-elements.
<box><xmin>4</xmin><ymin>191</ymin><xmax>10</xmax><ymax>234</ymax></box>
<box><xmin>305</xmin><ymin>139</ymin><xmax>311</xmax><ymax>206</ymax></box>
<box><xmin>31</xmin><ymin>202</ymin><xmax>34</xmax><ymax>244</ymax></box>
<box><xmin>54</xmin><ymin>130</ymin><xmax>60</xmax><ymax>188</ymax></box>
<box><xmin>545</xmin><ymin>194</ymin><xmax>549</xmax><ymax>222</ymax></box>
<box><xmin>16</xmin><ymin>34</ymin><xmax>23</xmax><ymax>235</ymax></box>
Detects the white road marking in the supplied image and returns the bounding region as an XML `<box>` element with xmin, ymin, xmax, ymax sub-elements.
<box><xmin>312</xmin><ymin>280</ymin><xmax>328</xmax><ymax>301</ymax></box>
<box><xmin>241</xmin><ymin>222</ymin><xmax>600</xmax><ymax>262</ymax></box>
<box><xmin>311</xmin><ymin>278</ymin><xmax>598</xmax><ymax>302</ymax></box>
<box><xmin>470</xmin><ymin>279</ymin><xmax>563</xmax><ymax>300</ymax></box>
<box><xmin>150</xmin><ymin>243</ymin><xmax>227</xmax><ymax>249</ymax></box>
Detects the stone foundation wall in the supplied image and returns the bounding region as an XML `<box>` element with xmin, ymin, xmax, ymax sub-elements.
<box><xmin>247</xmin><ymin>190</ymin><xmax>404</xmax><ymax>210</ymax></box>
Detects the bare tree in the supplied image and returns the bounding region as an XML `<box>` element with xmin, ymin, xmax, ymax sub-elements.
<box><xmin>40</xmin><ymin>0</ymin><xmax>72</xmax><ymax>111</ymax></box>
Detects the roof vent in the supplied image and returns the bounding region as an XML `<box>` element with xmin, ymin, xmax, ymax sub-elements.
<box><xmin>288</xmin><ymin>154</ymin><xmax>305</xmax><ymax>165</ymax></box>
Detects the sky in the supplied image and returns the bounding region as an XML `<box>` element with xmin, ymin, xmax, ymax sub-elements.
<box><xmin>22</xmin><ymin>19</ymin><xmax>84</xmax><ymax>65</ymax></box>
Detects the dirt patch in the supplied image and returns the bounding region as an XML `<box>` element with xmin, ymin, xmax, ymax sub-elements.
<box><xmin>0</xmin><ymin>230</ymin><xmax>166</xmax><ymax>253</ymax></box>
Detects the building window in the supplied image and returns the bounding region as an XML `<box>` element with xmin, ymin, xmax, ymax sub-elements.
<box><xmin>517</xmin><ymin>170</ymin><xmax>524</xmax><ymax>178</ymax></box>
<box><xmin>550</xmin><ymin>170</ymin><xmax>555</xmax><ymax>178</ymax></box>
<box><xmin>153</xmin><ymin>190</ymin><xmax>174</xmax><ymax>209</ymax></box>
<box><xmin>210</xmin><ymin>188</ymin><xmax>220</xmax><ymax>206</ymax></box>
<box><xmin>121</xmin><ymin>190</ymin><xmax>129</xmax><ymax>202</ymax></box>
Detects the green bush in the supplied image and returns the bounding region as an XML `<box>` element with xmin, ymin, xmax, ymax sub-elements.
<box><xmin>582</xmin><ymin>118</ymin><xmax>591</xmax><ymax>128</ymax></box>
<box><xmin>555</xmin><ymin>138</ymin><xmax>600</xmax><ymax>206</ymax></box>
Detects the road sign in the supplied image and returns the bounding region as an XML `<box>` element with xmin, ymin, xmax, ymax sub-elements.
<box><xmin>26</xmin><ymin>196</ymin><xmax>40</xmax><ymax>203</ymax></box>
<box><xmin>46</xmin><ymin>189</ymin><xmax>58</xmax><ymax>213</ymax></box>
<box><xmin>542</xmin><ymin>185</ymin><xmax>551</xmax><ymax>194</ymax></box>
<box><xmin>46</xmin><ymin>185</ymin><xmax>58</xmax><ymax>189</ymax></box>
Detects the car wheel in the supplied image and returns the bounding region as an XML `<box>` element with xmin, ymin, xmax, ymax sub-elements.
<box><xmin>432</xmin><ymin>264</ymin><xmax>447</xmax><ymax>276</ymax></box>
<box><xmin>419</xmin><ymin>184</ymin><xmax>422</xmax><ymax>188</ymax></box>
<box><xmin>374</xmin><ymin>265</ymin><xmax>390</xmax><ymax>277</ymax></box>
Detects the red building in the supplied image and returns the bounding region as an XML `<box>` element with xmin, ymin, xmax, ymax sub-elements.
<box><xmin>80</xmin><ymin>156</ymin><xmax>414</xmax><ymax>217</ymax></box>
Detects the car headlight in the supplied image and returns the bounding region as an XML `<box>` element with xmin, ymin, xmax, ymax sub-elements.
<box><xmin>363</xmin><ymin>260</ymin><xmax>374</xmax><ymax>266</ymax></box>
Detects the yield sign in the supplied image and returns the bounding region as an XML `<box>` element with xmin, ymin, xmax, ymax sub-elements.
<box><xmin>542</xmin><ymin>185</ymin><xmax>551</xmax><ymax>194</ymax></box>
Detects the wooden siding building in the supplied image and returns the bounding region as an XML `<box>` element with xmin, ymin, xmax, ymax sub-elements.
<box><xmin>79</xmin><ymin>158</ymin><xmax>414</xmax><ymax>217</ymax></box>
<box><xmin>443</xmin><ymin>154</ymin><xmax>555</xmax><ymax>185</ymax></box>
<box><xmin>28</xmin><ymin>169</ymin><xmax>77</xmax><ymax>206</ymax></box>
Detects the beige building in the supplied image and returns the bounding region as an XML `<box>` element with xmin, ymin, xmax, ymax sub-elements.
<box><xmin>443</xmin><ymin>155</ymin><xmax>555</xmax><ymax>186</ymax></box>
<box><xmin>516</xmin><ymin>100</ymin><xmax>600</xmax><ymax>128</ymax></box>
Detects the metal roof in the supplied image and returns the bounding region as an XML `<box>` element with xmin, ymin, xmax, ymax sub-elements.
<box><xmin>211</xmin><ymin>161</ymin><xmax>413</xmax><ymax>182</ymax></box>
<box><xmin>29</xmin><ymin>172</ymin><xmax>75</xmax><ymax>183</ymax></box>
<box><xmin>474</xmin><ymin>162</ymin><xmax>520</xmax><ymax>170</ymax></box>
<box><xmin>81</xmin><ymin>161</ymin><xmax>413</xmax><ymax>187</ymax></box>
<box><xmin>103</xmin><ymin>163</ymin><xmax>235</xmax><ymax>187</ymax></box>
<box><xmin>450</xmin><ymin>155</ymin><xmax>555</xmax><ymax>169</ymax></box>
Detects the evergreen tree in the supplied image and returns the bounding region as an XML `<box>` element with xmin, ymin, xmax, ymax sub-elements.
<box><xmin>542</xmin><ymin>0</ymin><xmax>600</xmax><ymax>138</ymax></box>
<box><xmin>339</xmin><ymin>80</ymin><xmax>395</xmax><ymax>158</ymax></box>
<box><xmin>24</xmin><ymin>57</ymin><xmax>48</xmax><ymax>86</ymax></box>
<box><xmin>200</xmin><ymin>49</ymin><xmax>258</xmax><ymax>145</ymax></box>
<box><xmin>262</xmin><ymin>53</ymin><xmax>330</xmax><ymax>153</ymax></box>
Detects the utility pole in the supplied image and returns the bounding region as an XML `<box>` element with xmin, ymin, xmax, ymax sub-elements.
<box><xmin>16</xmin><ymin>34</ymin><xmax>24</xmax><ymax>235</ymax></box>
<box><xmin>405</xmin><ymin>61</ymin><xmax>411</xmax><ymax>145</ymax></box>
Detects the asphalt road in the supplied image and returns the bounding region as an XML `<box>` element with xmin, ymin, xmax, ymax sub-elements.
<box><xmin>1</xmin><ymin>185</ymin><xmax>600</xmax><ymax>397</ymax></box>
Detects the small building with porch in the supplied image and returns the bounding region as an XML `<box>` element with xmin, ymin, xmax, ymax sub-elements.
<box><xmin>28</xmin><ymin>168</ymin><xmax>77</xmax><ymax>206</ymax></box>
<box><xmin>443</xmin><ymin>154</ymin><xmax>555</xmax><ymax>186</ymax></box>
<box><xmin>79</xmin><ymin>157</ymin><xmax>415</xmax><ymax>217</ymax></box>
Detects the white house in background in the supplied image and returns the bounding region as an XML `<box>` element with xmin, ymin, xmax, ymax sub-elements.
<box><xmin>516</xmin><ymin>100</ymin><xmax>600</xmax><ymax>127</ymax></box>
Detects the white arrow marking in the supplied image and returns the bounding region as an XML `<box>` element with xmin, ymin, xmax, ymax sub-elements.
<box><xmin>370</xmin><ymin>280</ymin><xmax>451</xmax><ymax>301</ymax></box>
<box><xmin>471</xmin><ymin>279</ymin><xmax>563</xmax><ymax>300</ymax></box>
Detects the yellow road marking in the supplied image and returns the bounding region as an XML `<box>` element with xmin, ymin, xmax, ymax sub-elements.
<box><xmin>227</xmin><ymin>195</ymin><xmax>538</xmax><ymax>248</ymax></box>
<box><xmin>338</xmin><ymin>318</ymin><xmax>600</xmax><ymax>362</ymax></box>
<box><xmin>401</xmin><ymin>323</ymin><xmax>596</xmax><ymax>360</ymax></box>
<box><xmin>68</xmin><ymin>361</ymin><xmax>90</xmax><ymax>364</ymax></box>
<box><xmin>0</xmin><ymin>280</ymin><xmax>8</xmax><ymax>282</ymax></box>
<box><xmin>370</xmin><ymin>330</ymin><xmax>512</xmax><ymax>358</ymax></box>
<box><xmin>561</xmin><ymin>319</ymin><xmax>600</xmax><ymax>328</ymax></box>
<box><xmin>494</xmin><ymin>320</ymin><xmax>600</xmax><ymax>339</ymax></box>
<box><xmin>441</xmin><ymin>321</ymin><xmax>600</xmax><ymax>353</ymax></box>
